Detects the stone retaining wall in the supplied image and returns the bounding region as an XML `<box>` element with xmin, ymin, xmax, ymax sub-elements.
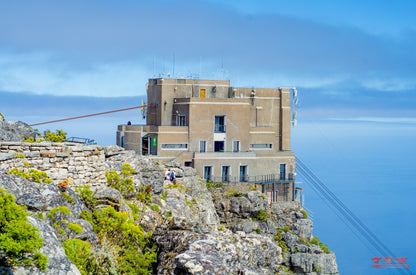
<box><xmin>0</xmin><ymin>142</ymin><xmax>106</xmax><ymax>187</ymax></box>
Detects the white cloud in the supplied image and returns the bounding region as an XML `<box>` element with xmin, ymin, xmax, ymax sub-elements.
<box><xmin>0</xmin><ymin>51</ymin><xmax>150</xmax><ymax>97</ymax></box>
<box><xmin>329</xmin><ymin>117</ymin><xmax>416</xmax><ymax>124</ymax></box>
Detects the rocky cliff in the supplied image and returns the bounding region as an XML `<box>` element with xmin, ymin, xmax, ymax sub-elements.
<box><xmin>0</xmin><ymin>122</ymin><xmax>338</xmax><ymax>274</ymax></box>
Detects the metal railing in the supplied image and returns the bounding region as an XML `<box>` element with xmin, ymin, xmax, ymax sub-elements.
<box><xmin>64</xmin><ymin>137</ymin><xmax>97</xmax><ymax>145</ymax></box>
<box><xmin>214</xmin><ymin>124</ymin><xmax>226</xmax><ymax>133</ymax></box>
<box><xmin>205</xmin><ymin>173</ymin><xmax>295</xmax><ymax>185</ymax></box>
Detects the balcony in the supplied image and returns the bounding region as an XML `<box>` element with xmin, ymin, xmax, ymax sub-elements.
<box><xmin>214</xmin><ymin>124</ymin><xmax>226</xmax><ymax>133</ymax></box>
<box><xmin>207</xmin><ymin>173</ymin><xmax>295</xmax><ymax>185</ymax></box>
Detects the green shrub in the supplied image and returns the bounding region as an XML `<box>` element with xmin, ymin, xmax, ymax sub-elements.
<box><xmin>106</xmin><ymin>164</ymin><xmax>136</xmax><ymax>197</ymax></box>
<box><xmin>76</xmin><ymin>185</ymin><xmax>96</xmax><ymax>210</ymax></box>
<box><xmin>253</xmin><ymin>210</ymin><xmax>268</xmax><ymax>221</ymax></box>
<box><xmin>44</xmin><ymin>129</ymin><xmax>66</xmax><ymax>142</ymax></box>
<box><xmin>206</xmin><ymin>182</ymin><xmax>223</xmax><ymax>188</ymax></box>
<box><xmin>58</xmin><ymin>206</ymin><xmax>71</xmax><ymax>215</ymax></box>
<box><xmin>311</xmin><ymin>236</ymin><xmax>331</xmax><ymax>253</ymax></box>
<box><xmin>150</xmin><ymin>204</ymin><xmax>160</xmax><ymax>212</ymax></box>
<box><xmin>9</xmin><ymin>168</ymin><xmax>52</xmax><ymax>184</ymax></box>
<box><xmin>60</xmin><ymin>190</ymin><xmax>75</xmax><ymax>204</ymax></box>
<box><xmin>14</xmin><ymin>153</ymin><xmax>25</xmax><ymax>159</ymax></box>
<box><xmin>59</xmin><ymin>228</ymin><xmax>65</xmax><ymax>234</ymax></box>
<box><xmin>68</xmin><ymin>223</ymin><xmax>83</xmax><ymax>234</ymax></box>
<box><xmin>62</xmin><ymin>239</ymin><xmax>93</xmax><ymax>275</ymax></box>
<box><xmin>87</xmin><ymin>206</ymin><xmax>156</xmax><ymax>274</ymax></box>
<box><xmin>136</xmin><ymin>185</ymin><xmax>153</xmax><ymax>204</ymax></box>
<box><xmin>301</xmin><ymin>209</ymin><xmax>308</xmax><ymax>219</ymax></box>
<box><xmin>255</xmin><ymin>228</ymin><xmax>261</xmax><ymax>234</ymax></box>
<box><xmin>0</xmin><ymin>188</ymin><xmax>47</xmax><ymax>270</ymax></box>
<box><xmin>166</xmin><ymin>210</ymin><xmax>172</xmax><ymax>218</ymax></box>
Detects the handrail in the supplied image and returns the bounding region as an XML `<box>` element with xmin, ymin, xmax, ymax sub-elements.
<box><xmin>205</xmin><ymin>173</ymin><xmax>295</xmax><ymax>185</ymax></box>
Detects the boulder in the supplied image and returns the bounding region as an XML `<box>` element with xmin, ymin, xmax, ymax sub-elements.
<box><xmin>11</xmin><ymin>216</ymin><xmax>81</xmax><ymax>275</ymax></box>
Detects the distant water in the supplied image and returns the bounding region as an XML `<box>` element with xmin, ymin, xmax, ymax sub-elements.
<box><xmin>292</xmin><ymin>120</ymin><xmax>416</xmax><ymax>275</ymax></box>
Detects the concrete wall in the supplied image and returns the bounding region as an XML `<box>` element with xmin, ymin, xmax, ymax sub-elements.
<box><xmin>0</xmin><ymin>142</ymin><xmax>106</xmax><ymax>187</ymax></box>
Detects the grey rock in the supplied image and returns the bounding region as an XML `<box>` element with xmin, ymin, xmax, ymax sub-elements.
<box><xmin>0</xmin><ymin>171</ymin><xmax>88</xmax><ymax>217</ymax></box>
<box><xmin>292</xmin><ymin>219</ymin><xmax>313</xmax><ymax>240</ymax></box>
<box><xmin>104</xmin><ymin>145</ymin><xmax>125</xmax><ymax>157</ymax></box>
<box><xmin>15</xmin><ymin>216</ymin><xmax>81</xmax><ymax>275</ymax></box>
<box><xmin>92</xmin><ymin>186</ymin><xmax>124</xmax><ymax>211</ymax></box>
<box><xmin>0</xmin><ymin>153</ymin><xmax>15</xmax><ymax>161</ymax></box>
<box><xmin>0</xmin><ymin>120</ymin><xmax>38</xmax><ymax>142</ymax></box>
<box><xmin>290</xmin><ymin>252</ymin><xmax>339</xmax><ymax>274</ymax></box>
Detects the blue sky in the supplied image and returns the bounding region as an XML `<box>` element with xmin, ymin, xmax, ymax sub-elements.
<box><xmin>1</xmin><ymin>0</ymin><xmax>416</xmax><ymax>136</ymax></box>
<box><xmin>1</xmin><ymin>1</ymin><xmax>415</xmax><ymax>273</ymax></box>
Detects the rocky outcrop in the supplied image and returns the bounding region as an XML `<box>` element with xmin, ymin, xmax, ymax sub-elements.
<box><xmin>154</xmin><ymin>230</ymin><xmax>283</xmax><ymax>274</ymax></box>
<box><xmin>15</xmin><ymin>216</ymin><xmax>82</xmax><ymax>275</ymax></box>
<box><xmin>0</xmin><ymin>142</ymin><xmax>339</xmax><ymax>274</ymax></box>
<box><xmin>0</xmin><ymin>120</ymin><xmax>37</xmax><ymax>142</ymax></box>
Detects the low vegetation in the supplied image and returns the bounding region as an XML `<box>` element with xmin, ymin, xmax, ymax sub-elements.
<box><xmin>106</xmin><ymin>164</ymin><xmax>136</xmax><ymax>197</ymax></box>
<box><xmin>0</xmin><ymin>188</ymin><xmax>48</xmax><ymax>271</ymax></box>
<box><xmin>9</xmin><ymin>168</ymin><xmax>52</xmax><ymax>184</ymax></box>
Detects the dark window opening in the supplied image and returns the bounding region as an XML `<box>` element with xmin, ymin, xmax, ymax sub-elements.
<box><xmin>280</xmin><ymin>164</ymin><xmax>286</xmax><ymax>180</ymax></box>
<box><xmin>214</xmin><ymin>141</ymin><xmax>224</xmax><ymax>152</ymax></box>
<box><xmin>240</xmin><ymin>165</ymin><xmax>248</xmax><ymax>182</ymax></box>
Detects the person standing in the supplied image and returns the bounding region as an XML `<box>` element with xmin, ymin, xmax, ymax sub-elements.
<box><xmin>165</xmin><ymin>169</ymin><xmax>171</xmax><ymax>181</ymax></box>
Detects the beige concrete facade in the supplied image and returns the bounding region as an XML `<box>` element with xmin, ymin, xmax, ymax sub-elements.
<box><xmin>117</xmin><ymin>78</ymin><xmax>296</xmax><ymax>201</ymax></box>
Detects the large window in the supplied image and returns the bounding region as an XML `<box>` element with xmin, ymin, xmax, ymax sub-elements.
<box><xmin>249</xmin><ymin>143</ymin><xmax>273</xmax><ymax>149</ymax></box>
<box><xmin>222</xmin><ymin>166</ymin><xmax>230</xmax><ymax>182</ymax></box>
<box><xmin>161</xmin><ymin>144</ymin><xmax>188</xmax><ymax>149</ymax></box>
<box><xmin>239</xmin><ymin>165</ymin><xmax>248</xmax><ymax>182</ymax></box>
<box><xmin>204</xmin><ymin>166</ymin><xmax>212</xmax><ymax>182</ymax></box>
<box><xmin>200</xmin><ymin>140</ymin><xmax>206</xmax><ymax>152</ymax></box>
<box><xmin>214</xmin><ymin>115</ymin><xmax>226</xmax><ymax>133</ymax></box>
<box><xmin>214</xmin><ymin>141</ymin><xmax>224</xmax><ymax>152</ymax></box>
<box><xmin>233</xmin><ymin>141</ymin><xmax>240</xmax><ymax>152</ymax></box>
<box><xmin>280</xmin><ymin>164</ymin><xmax>286</xmax><ymax>180</ymax></box>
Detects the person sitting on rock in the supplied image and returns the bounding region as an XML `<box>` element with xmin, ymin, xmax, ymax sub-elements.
<box><xmin>170</xmin><ymin>170</ymin><xmax>176</xmax><ymax>183</ymax></box>
<box><xmin>165</xmin><ymin>169</ymin><xmax>171</xmax><ymax>181</ymax></box>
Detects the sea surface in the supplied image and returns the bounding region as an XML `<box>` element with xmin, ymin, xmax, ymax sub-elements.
<box><xmin>292</xmin><ymin>120</ymin><xmax>416</xmax><ymax>275</ymax></box>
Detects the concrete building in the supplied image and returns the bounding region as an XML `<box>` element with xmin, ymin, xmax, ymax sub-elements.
<box><xmin>117</xmin><ymin>78</ymin><xmax>297</xmax><ymax>202</ymax></box>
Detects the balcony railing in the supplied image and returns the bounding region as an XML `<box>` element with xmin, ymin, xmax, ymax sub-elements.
<box><xmin>214</xmin><ymin>124</ymin><xmax>226</xmax><ymax>133</ymax></box>
<box><xmin>206</xmin><ymin>173</ymin><xmax>295</xmax><ymax>185</ymax></box>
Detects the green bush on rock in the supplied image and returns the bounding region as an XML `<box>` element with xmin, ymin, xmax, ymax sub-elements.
<box><xmin>0</xmin><ymin>188</ymin><xmax>48</xmax><ymax>271</ymax></box>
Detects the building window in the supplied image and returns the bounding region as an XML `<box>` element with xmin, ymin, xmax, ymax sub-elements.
<box><xmin>280</xmin><ymin>164</ymin><xmax>286</xmax><ymax>180</ymax></box>
<box><xmin>233</xmin><ymin>141</ymin><xmax>240</xmax><ymax>152</ymax></box>
<box><xmin>200</xmin><ymin>140</ymin><xmax>206</xmax><ymax>152</ymax></box>
<box><xmin>214</xmin><ymin>141</ymin><xmax>224</xmax><ymax>152</ymax></box>
<box><xmin>177</xmin><ymin>115</ymin><xmax>186</xmax><ymax>126</ymax></box>
<box><xmin>161</xmin><ymin>144</ymin><xmax>188</xmax><ymax>149</ymax></box>
<box><xmin>214</xmin><ymin>115</ymin><xmax>226</xmax><ymax>133</ymax></box>
<box><xmin>239</xmin><ymin>165</ymin><xmax>248</xmax><ymax>182</ymax></box>
<box><xmin>121</xmin><ymin>136</ymin><xmax>124</xmax><ymax>148</ymax></box>
<box><xmin>222</xmin><ymin>166</ymin><xmax>230</xmax><ymax>182</ymax></box>
<box><xmin>204</xmin><ymin>166</ymin><xmax>212</xmax><ymax>182</ymax></box>
<box><xmin>249</xmin><ymin>143</ymin><xmax>273</xmax><ymax>149</ymax></box>
<box><xmin>200</xmin><ymin>89</ymin><xmax>206</xmax><ymax>98</ymax></box>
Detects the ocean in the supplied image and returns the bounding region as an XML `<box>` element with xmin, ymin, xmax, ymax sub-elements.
<box><xmin>292</xmin><ymin>120</ymin><xmax>416</xmax><ymax>274</ymax></box>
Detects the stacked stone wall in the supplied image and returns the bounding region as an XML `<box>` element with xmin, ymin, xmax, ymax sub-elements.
<box><xmin>0</xmin><ymin>142</ymin><xmax>106</xmax><ymax>186</ymax></box>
